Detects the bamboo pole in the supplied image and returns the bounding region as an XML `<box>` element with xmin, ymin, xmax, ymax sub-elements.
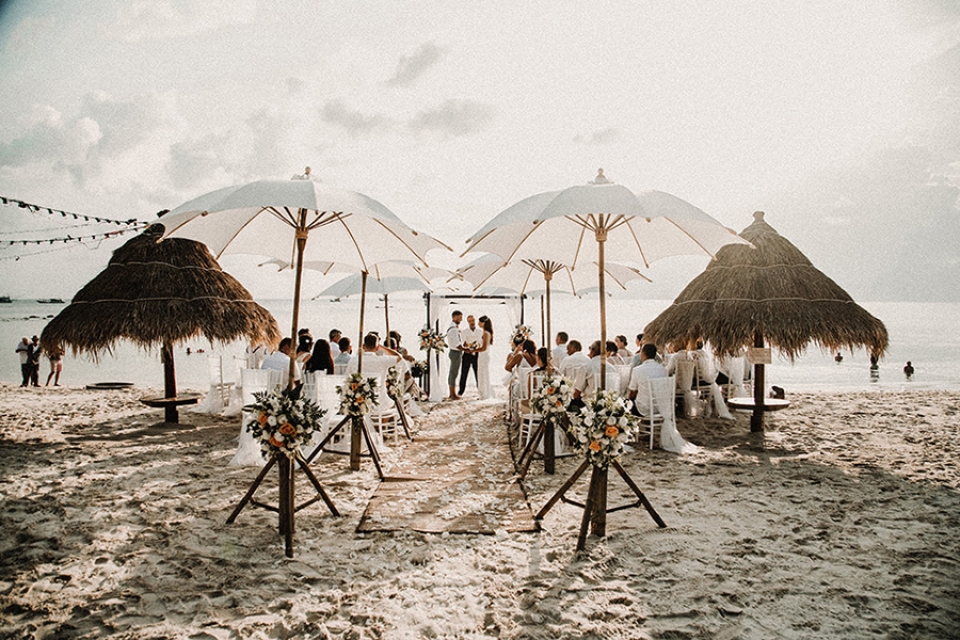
<box><xmin>543</xmin><ymin>270</ymin><xmax>555</xmax><ymax>474</ymax></box>
<box><xmin>161</xmin><ymin>340</ymin><xmax>177</xmax><ymax>423</ymax></box>
<box><xmin>287</xmin><ymin>219</ymin><xmax>308</xmax><ymax>391</ymax></box>
<box><xmin>597</xmin><ymin>223</ymin><xmax>608</xmax><ymax>392</ymax></box>
<box><xmin>752</xmin><ymin>331</ymin><xmax>765</xmax><ymax>432</ymax></box>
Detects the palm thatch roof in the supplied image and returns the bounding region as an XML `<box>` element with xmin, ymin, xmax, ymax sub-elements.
<box><xmin>643</xmin><ymin>211</ymin><xmax>888</xmax><ymax>360</ymax></box>
<box><xmin>41</xmin><ymin>224</ymin><xmax>280</xmax><ymax>357</ymax></box>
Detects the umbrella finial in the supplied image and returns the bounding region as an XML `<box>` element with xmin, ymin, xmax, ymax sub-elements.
<box><xmin>590</xmin><ymin>168</ymin><xmax>611</xmax><ymax>185</ymax></box>
<box><xmin>753</xmin><ymin>211</ymin><xmax>765</xmax><ymax>221</ymax></box>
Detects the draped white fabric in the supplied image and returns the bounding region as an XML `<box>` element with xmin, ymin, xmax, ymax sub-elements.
<box><xmin>650</xmin><ymin>376</ymin><xmax>698</xmax><ymax>454</ymax></box>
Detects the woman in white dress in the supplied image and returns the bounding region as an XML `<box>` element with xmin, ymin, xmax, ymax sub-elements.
<box><xmin>477</xmin><ymin>316</ymin><xmax>494</xmax><ymax>399</ymax></box>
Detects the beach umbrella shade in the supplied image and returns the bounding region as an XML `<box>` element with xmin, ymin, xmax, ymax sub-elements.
<box><xmin>455</xmin><ymin>253</ymin><xmax>651</xmax><ymax>368</ymax></box>
<box><xmin>464</xmin><ymin>169</ymin><xmax>750</xmax><ymax>388</ymax></box>
<box><xmin>643</xmin><ymin>211</ymin><xmax>889</xmax><ymax>431</ymax></box>
<box><xmin>40</xmin><ymin>225</ymin><xmax>281</xmax><ymax>421</ymax></box>
<box><xmin>160</xmin><ymin>176</ymin><xmax>451</xmax><ymax>386</ymax></box>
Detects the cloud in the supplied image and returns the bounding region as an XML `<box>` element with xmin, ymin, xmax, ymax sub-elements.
<box><xmin>384</xmin><ymin>42</ymin><xmax>445</xmax><ymax>87</ymax></box>
<box><xmin>574</xmin><ymin>127</ymin><xmax>622</xmax><ymax>145</ymax></box>
<box><xmin>0</xmin><ymin>105</ymin><xmax>101</xmax><ymax>168</ymax></box>
<box><xmin>165</xmin><ymin>135</ymin><xmax>233</xmax><ymax>190</ymax></box>
<box><xmin>113</xmin><ymin>0</ymin><xmax>258</xmax><ymax>42</ymax></box>
<box><xmin>409</xmin><ymin>99</ymin><xmax>495</xmax><ymax>137</ymax></box>
<box><xmin>320</xmin><ymin>99</ymin><xmax>392</xmax><ymax>136</ymax></box>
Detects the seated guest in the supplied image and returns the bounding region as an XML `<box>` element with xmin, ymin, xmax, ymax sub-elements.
<box><xmin>261</xmin><ymin>337</ymin><xmax>301</xmax><ymax>383</ymax></box>
<box><xmin>552</xmin><ymin>331</ymin><xmax>569</xmax><ymax>368</ymax></box>
<box><xmin>569</xmin><ymin>340</ymin><xmax>602</xmax><ymax>406</ymax></box>
<box><xmin>504</xmin><ymin>338</ymin><xmax>538</xmax><ymax>373</ymax></box>
<box><xmin>305</xmin><ymin>338</ymin><xmax>334</xmax><ymax>375</ymax></box>
<box><xmin>334</xmin><ymin>337</ymin><xmax>352</xmax><ymax>366</ymax></box>
<box><xmin>605</xmin><ymin>340</ymin><xmax>625</xmax><ymax>365</ymax></box>
<box><xmin>347</xmin><ymin>333</ymin><xmax>401</xmax><ymax>375</ymax></box>
<box><xmin>329</xmin><ymin>329</ymin><xmax>342</xmax><ymax>358</ymax></box>
<box><xmin>558</xmin><ymin>340</ymin><xmax>590</xmax><ymax>381</ymax></box>
<box><xmin>628</xmin><ymin>343</ymin><xmax>668</xmax><ymax>416</ymax></box>
<box><xmin>615</xmin><ymin>335</ymin><xmax>632</xmax><ymax>360</ymax></box>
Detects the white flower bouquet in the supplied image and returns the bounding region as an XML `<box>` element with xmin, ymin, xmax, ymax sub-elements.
<box><xmin>418</xmin><ymin>326</ymin><xmax>447</xmax><ymax>353</ymax></box>
<box><xmin>246</xmin><ymin>387</ymin><xmax>325</xmax><ymax>459</ymax></box>
<box><xmin>336</xmin><ymin>372</ymin><xmax>379</xmax><ymax>416</ymax></box>
<box><xmin>511</xmin><ymin>324</ymin><xmax>534</xmax><ymax>344</ymax></box>
<box><xmin>567</xmin><ymin>390</ymin><xmax>639</xmax><ymax>468</ymax></box>
<box><xmin>385</xmin><ymin>366</ymin><xmax>402</xmax><ymax>400</ymax></box>
<box><xmin>530</xmin><ymin>374</ymin><xmax>573</xmax><ymax>420</ymax></box>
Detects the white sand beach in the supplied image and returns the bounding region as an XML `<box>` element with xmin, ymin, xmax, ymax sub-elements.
<box><xmin>1</xmin><ymin>384</ymin><xmax>958</xmax><ymax>639</ymax></box>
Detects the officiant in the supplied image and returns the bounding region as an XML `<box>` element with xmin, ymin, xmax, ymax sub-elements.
<box><xmin>458</xmin><ymin>314</ymin><xmax>484</xmax><ymax>397</ymax></box>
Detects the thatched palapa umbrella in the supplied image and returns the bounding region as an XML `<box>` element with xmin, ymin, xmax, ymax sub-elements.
<box><xmin>41</xmin><ymin>224</ymin><xmax>281</xmax><ymax>422</ymax></box>
<box><xmin>643</xmin><ymin>211</ymin><xmax>888</xmax><ymax>432</ymax></box>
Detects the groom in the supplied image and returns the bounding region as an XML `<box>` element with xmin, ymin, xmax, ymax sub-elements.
<box><xmin>446</xmin><ymin>310</ymin><xmax>463</xmax><ymax>400</ymax></box>
<box><xmin>458</xmin><ymin>314</ymin><xmax>483</xmax><ymax>397</ymax></box>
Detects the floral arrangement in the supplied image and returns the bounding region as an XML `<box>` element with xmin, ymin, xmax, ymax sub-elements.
<box><xmin>336</xmin><ymin>372</ymin><xmax>379</xmax><ymax>417</ymax></box>
<box><xmin>245</xmin><ymin>387</ymin><xmax>325</xmax><ymax>459</ymax></box>
<box><xmin>418</xmin><ymin>326</ymin><xmax>447</xmax><ymax>353</ymax></box>
<box><xmin>410</xmin><ymin>360</ymin><xmax>427</xmax><ymax>377</ymax></box>
<box><xmin>385</xmin><ymin>366</ymin><xmax>402</xmax><ymax>400</ymax></box>
<box><xmin>511</xmin><ymin>324</ymin><xmax>534</xmax><ymax>344</ymax></box>
<box><xmin>530</xmin><ymin>374</ymin><xmax>573</xmax><ymax>420</ymax></box>
<box><xmin>566</xmin><ymin>390</ymin><xmax>639</xmax><ymax>468</ymax></box>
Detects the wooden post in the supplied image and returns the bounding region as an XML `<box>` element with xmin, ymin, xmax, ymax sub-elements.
<box><xmin>751</xmin><ymin>331</ymin><xmax>765</xmax><ymax>432</ymax></box>
<box><xmin>543</xmin><ymin>269</ymin><xmax>555</xmax><ymax>475</ymax></box>
<box><xmin>357</xmin><ymin>270</ymin><xmax>368</xmax><ymax>374</ymax></box>
<box><xmin>589</xmin><ymin>464</ymin><xmax>608</xmax><ymax>538</ymax></box>
<box><xmin>384</xmin><ymin>292</ymin><xmax>390</xmax><ymax>346</ymax></box>
<box><xmin>597</xmin><ymin>223</ymin><xmax>608</xmax><ymax>391</ymax></box>
<box><xmin>161</xmin><ymin>340</ymin><xmax>178</xmax><ymax>423</ymax></box>
<box><xmin>277</xmin><ymin>455</ymin><xmax>295</xmax><ymax>557</ymax></box>
<box><xmin>288</xmin><ymin>221</ymin><xmax>308</xmax><ymax>391</ymax></box>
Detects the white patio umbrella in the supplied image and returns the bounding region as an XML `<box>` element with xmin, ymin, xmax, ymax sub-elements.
<box><xmin>464</xmin><ymin>169</ymin><xmax>750</xmax><ymax>389</ymax></box>
<box><xmin>262</xmin><ymin>258</ymin><xmax>451</xmax><ymax>363</ymax></box>
<box><xmin>456</xmin><ymin>253</ymin><xmax>650</xmax><ymax>366</ymax></box>
<box><xmin>161</xmin><ymin>177</ymin><xmax>451</xmax><ymax>387</ymax></box>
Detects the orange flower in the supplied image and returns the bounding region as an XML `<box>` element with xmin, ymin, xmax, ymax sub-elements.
<box><xmin>270</xmin><ymin>436</ymin><xmax>284</xmax><ymax>448</ymax></box>
<box><xmin>605</xmin><ymin>426</ymin><xmax>619</xmax><ymax>437</ymax></box>
<box><xmin>258</xmin><ymin>412</ymin><xmax>269</xmax><ymax>425</ymax></box>
<box><xmin>351</xmin><ymin>383</ymin><xmax>359</xmax><ymax>390</ymax></box>
<box><xmin>589</xmin><ymin>441</ymin><xmax>601</xmax><ymax>451</ymax></box>
<box><xmin>356</xmin><ymin>395</ymin><xmax>364</xmax><ymax>403</ymax></box>
<box><xmin>546</xmin><ymin>386</ymin><xmax>555</xmax><ymax>394</ymax></box>
<box><xmin>279</xmin><ymin>423</ymin><xmax>296</xmax><ymax>436</ymax></box>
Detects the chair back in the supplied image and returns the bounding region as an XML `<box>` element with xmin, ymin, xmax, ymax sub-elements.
<box><xmin>675</xmin><ymin>360</ymin><xmax>696</xmax><ymax>390</ymax></box>
<box><xmin>648</xmin><ymin>375</ymin><xmax>676</xmax><ymax>419</ymax></box>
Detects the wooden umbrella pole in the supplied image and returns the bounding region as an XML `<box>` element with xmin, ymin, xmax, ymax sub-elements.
<box><xmin>384</xmin><ymin>293</ymin><xmax>390</xmax><ymax>345</ymax></box>
<box><xmin>752</xmin><ymin>331</ymin><xmax>765</xmax><ymax>432</ymax></box>
<box><xmin>597</xmin><ymin>225</ymin><xmax>608</xmax><ymax>391</ymax></box>
<box><xmin>543</xmin><ymin>271</ymin><xmax>555</xmax><ymax>475</ymax></box>
<box><xmin>352</xmin><ymin>270</ymin><xmax>369</xmax><ymax>471</ymax></box>
<box><xmin>539</xmin><ymin>295</ymin><xmax>545</xmax><ymax>349</ymax></box>
<box><xmin>288</xmin><ymin>224</ymin><xmax>308</xmax><ymax>391</ymax></box>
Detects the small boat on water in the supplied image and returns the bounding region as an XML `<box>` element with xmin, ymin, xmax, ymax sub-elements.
<box><xmin>37</xmin><ymin>298</ymin><xmax>65</xmax><ymax>304</ymax></box>
<box><xmin>0</xmin><ymin>296</ymin><xmax>11</xmax><ymax>303</ymax></box>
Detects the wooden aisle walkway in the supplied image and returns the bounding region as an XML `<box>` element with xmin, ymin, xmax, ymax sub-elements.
<box><xmin>356</xmin><ymin>400</ymin><xmax>538</xmax><ymax>534</ymax></box>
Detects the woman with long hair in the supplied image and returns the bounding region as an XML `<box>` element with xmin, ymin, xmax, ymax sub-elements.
<box><xmin>304</xmin><ymin>338</ymin><xmax>334</xmax><ymax>375</ymax></box>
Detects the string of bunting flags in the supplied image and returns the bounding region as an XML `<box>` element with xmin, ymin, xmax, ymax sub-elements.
<box><xmin>0</xmin><ymin>195</ymin><xmax>149</xmax><ymax>248</ymax></box>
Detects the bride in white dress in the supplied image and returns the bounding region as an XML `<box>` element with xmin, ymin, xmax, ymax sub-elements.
<box><xmin>477</xmin><ymin>316</ymin><xmax>494</xmax><ymax>400</ymax></box>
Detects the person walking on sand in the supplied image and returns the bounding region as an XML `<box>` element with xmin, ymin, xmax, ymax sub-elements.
<box><xmin>46</xmin><ymin>346</ymin><xmax>63</xmax><ymax>386</ymax></box>
<box><xmin>446</xmin><ymin>310</ymin><xmax>463</xmax><ymax>400</ymax></box>
<box><xmin>903</xmin><ymin>361</ymin><xmax>914</xmax><ymax>380</ymax></box>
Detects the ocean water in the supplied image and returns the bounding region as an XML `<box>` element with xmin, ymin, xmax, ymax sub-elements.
<box><xmin>2</xmin><ymin>296</ymin><xmax>957</xmax><ymax>393</ymax></box>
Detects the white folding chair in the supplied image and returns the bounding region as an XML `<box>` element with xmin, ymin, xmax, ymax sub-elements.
<box><xmin>635</xmin><ymin>375</ymin><xmax>676</xmax><ymax>449</ymax></box>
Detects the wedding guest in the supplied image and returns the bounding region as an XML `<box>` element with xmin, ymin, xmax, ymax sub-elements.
<box><xmin>615</xmin><ymin>335</ymin><xmax>632</xmax><ymax>360</ymax></box>
<box><xmin>628</xmin><ymin>343</ymin><xmax>668</xmax><ymax>416</ymax></box>
<box><xmin>334</xmin><ymin>337</ymin><xmax>352</xmax><ymax>366</ymax></box>
<box><xmin>504</xmin><ymin>339</ymin><xmax>537</xmax><ymax>373</ymax></box>
<box><xmin>552</xmin><ymin>331</ymin><xmax>569</xmax><ymax>368</ymax></box>
<box><xmin>28</xmin><ymin>336</ymin><xmax>41</xmax><ymax>387</ymax></box>
<box><xmin>329</xmin><ymin>329</ymin><xmax>342</xmax><ymax>358</ymax></box>
<box><xmin>305</xmin><ymin>339</ymin><xmax>334</xmax><ymax>375</ymax></box>
<box><xmin>261</xmin><ymin>337</ymin><xmax>301</xmax><ymax>383</ymax></box>
<box><xmin>605</xmin><ymin>340</ymin><xmax>625</xmax><ymax>365</ymax></box>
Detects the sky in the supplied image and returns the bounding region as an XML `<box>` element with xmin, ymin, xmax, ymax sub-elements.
<box><xmin>0</xmin><ymin>0</ymin><xmax>958</xmax><ymax>301</ymax></box>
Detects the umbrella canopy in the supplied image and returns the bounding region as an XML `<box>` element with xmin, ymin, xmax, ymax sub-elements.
<box><xmin>643</xmin><ymin>211</ymin><xmax>889</xmax><ymax>359</ymax></box>
<box><xmin>464</xmin><ymin>169</ymin><xmax>749</xmax><ymax>389</ymax></box>
<box><xmin>41</xmin><ymin>225</ymin><xmax>281</xmax><ymax>418</ymax></box>
<box><xmin>161</xmin><ymin>176</ymin><xmax>451</xmax><ymax>387</ymax></box>
<box><xmin>643</xmin><ymin>211</ymin><xmax>888</xmax><ymax>431</ymax></box>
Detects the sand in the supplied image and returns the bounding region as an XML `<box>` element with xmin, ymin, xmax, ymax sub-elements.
<box><xmin>1</xmin><ymin>383</ymin><xmax>959</xmax><ymax>639</ymax></box>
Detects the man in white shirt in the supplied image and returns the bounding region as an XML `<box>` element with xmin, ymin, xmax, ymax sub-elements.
<box><xmin>334</xmin><ymin>337</ymin><xmax>352</xmax><ymax>366</ymax></box>
<box><xmin>261</xmin><ymin>337</ymin><xmax>301</xmax><ymax>383</ymax></box>
<box><xmin>329</xmin><ymin>329</ymin><xmax>342</xmax><ymax>358</ymax></box>
<box><xmin>558</xmin><ymin>340</ymin><xmax>591</xmax><ymax>407</ymax></box>
<box><xmin>552</xmin><ymin>331</ymin><xmax>568</xmax><ymax>369</ymax></box>
<box><xmin>347</xmin><ymin>333</ymin><xmax>401</xmax><ymax>375</ymax></box>
<box><xmin>458</xmin><ymin>314</ymin><xmax>484</xmax><ymax>396</ymax></box>
<box><xmin>628</xmin><ymin>343</ymin><xmax>668</xmax><ymax>416</ymax></box>
<box><xmin>445</xmin><ymin>311</ymin><xmax>463</xmax><ymax>400</ymax></box>
<box><xmin>575</xmin><ymin>340</ymin><xmax>604</xmax><ymax>401</ymax></box>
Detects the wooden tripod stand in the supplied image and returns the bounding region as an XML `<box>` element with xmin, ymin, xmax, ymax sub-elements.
<box><xmin>226</xmin><ymin>452</ymin><xmax>340</xmax><ymax>558</ymax></box>
<box><xmin>536</xmin><ymin>458</ymin><xmax>666</xmax><ymax>551</ymax></box>
<box><xmin>304</xmin><ymin>414</ymin><xmax>386</xmax><ymax>481</ymax></box>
